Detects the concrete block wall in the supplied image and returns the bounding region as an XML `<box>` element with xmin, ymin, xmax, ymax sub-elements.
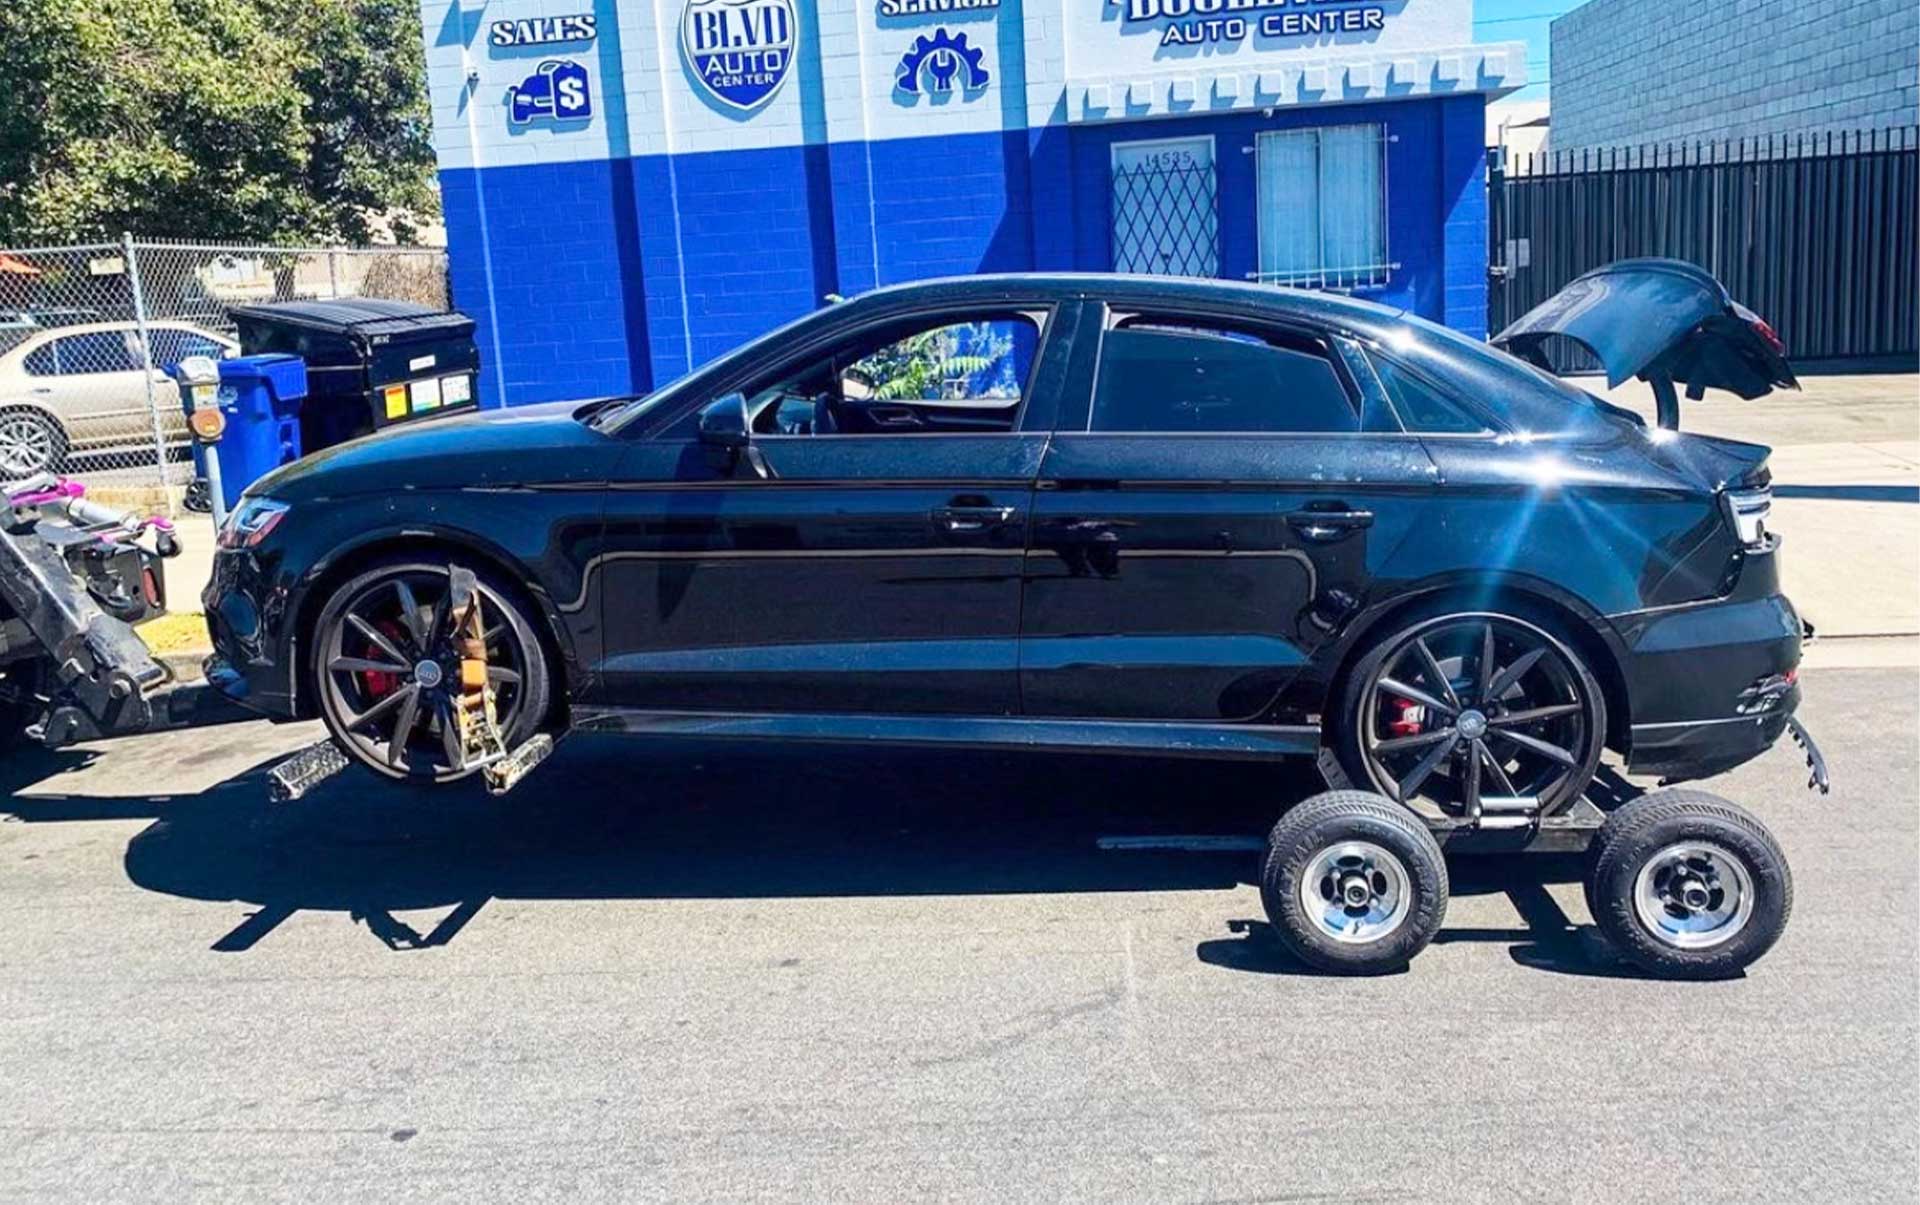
<box><xmin>1551</xmin><ymin>0</ymin><xmax>1920</xmax><ymax>152</ymax></box>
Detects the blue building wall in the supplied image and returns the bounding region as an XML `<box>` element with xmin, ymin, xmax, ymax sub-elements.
<box><xmin>441</xmin><ymin>93</ymin><xmax>1491</xmax><ymax>408</ymax></box>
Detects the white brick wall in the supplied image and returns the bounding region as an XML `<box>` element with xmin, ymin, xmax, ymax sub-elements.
<box><xmin>1550</xmin><ymin>0</ymin><xmax>1920</xmax><ymax>152</ymax></box>
<box><xmin>422</xmin><ymin>0</ymin><xmax>1523</xmax><ymax>171</ymax></box>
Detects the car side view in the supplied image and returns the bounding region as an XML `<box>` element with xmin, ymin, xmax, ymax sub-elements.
<box><xmin>204</xmin><ymin>262</ymin><xmax>1826</xmax><ymax>979</ymax></box>
<box><xmin>0</xmin><ymin>319</ymin><xmax>238</xmax><ymax>476</ymax></box>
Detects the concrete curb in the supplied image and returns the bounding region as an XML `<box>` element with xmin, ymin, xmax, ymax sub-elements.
<box><xmin>159</xmin><ymin>649</ymin><xmax>210</xmax><ymax>684</ymax></box>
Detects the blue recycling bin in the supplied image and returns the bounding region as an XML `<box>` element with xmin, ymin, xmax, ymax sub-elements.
<box><xmin>204</xmin><ymin>355</ymin><xmax>307</xmax><ymax>513</ymax></box>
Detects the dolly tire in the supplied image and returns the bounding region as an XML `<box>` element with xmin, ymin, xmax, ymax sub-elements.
<box><xmin>1586</xmin><ymin>789</ymin><xmax>1792</xmax><ymax>979</ymax></box>
<box><xmin>1260</xmin><ymin>790</ymin><xmax>1449</xmax><ymax>975</ymax></box>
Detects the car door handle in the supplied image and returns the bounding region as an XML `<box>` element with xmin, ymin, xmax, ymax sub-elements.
<box><xmin>931</xmin><ymin>504</ymin><xmax>1018</xmax><ymax>533</ymax></box>
<box><xmin>1285</xmin><ymin>507</ymin><xmax>1374</xmax><ymax>541</ymax></box>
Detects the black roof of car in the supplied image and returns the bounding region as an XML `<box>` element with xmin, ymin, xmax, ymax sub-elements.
<box><xmin>845</xmin><ymin>272</ymin><xmax>1407</xmax><ymax>332</ymax></box>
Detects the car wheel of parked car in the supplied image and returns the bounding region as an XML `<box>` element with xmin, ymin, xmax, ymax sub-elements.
<box><xmin>1585</xmin><ymin>788</ymin><xmax>1791</xmax><ymax>980</ymax></box>
<box><xmin>312</xmin><ymin>559</ymin><xmax>551</xmax><ymax>783</ymax></box>
<box><xmin>1259</xmin><ymin>790</ymin><xmax>1449</xmax><ymax>975</ymax></box>
<box><xmin>0</xmin><ymin>408</ymin><xmax>67</xmax><ymax>478</ymax></box>
<box><xmin>1337</xmin><ymin>608</ymin><xmax>1607</xmax><ymax>817</ymax></box>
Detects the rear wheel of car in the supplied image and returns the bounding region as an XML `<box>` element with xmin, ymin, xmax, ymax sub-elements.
<box><xmin>311</xmin><ymin>559</ymin><xmax>551</xmax><ymax>784</ymax></box>
<box><xmin>0</xmin><ymin>408</ymin><xmax>67</xmax><ymax>478</ymax></box>
<box><xmin>1585</xmin><ymin>789</ymin><xmax>1791</xmax><ymax>979</ymax></box>
<box><xmin>1259</xmin><ymin>790</ymin><xmax>1449</xmax><ymax>975</ymax></box>
<box><xmin>1336</xmin><ymin>607</ymin><xmax>1607</xmax><ymax>818</ymax></box>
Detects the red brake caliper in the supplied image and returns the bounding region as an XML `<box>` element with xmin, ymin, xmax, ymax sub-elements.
<box><xmin>359</xmin><ymin>620</ymin><xmax>411</xmax><ymax>699</ymax></box>
<box><xmin>1386</xmin><ymin>697</ymin><xmax>1427</xmax><ymax>737</ymax></box>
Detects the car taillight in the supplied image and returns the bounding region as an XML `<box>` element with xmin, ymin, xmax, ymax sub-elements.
<box><xmin>141</xmin><ymin>566</ymin><xmax>161</xmax><ymax>610</ymax></box>
<box><xmin>1720</xmin><ymin>485</ymin><xmax>1771</xmax><ymax>550</ymax></box>
<box><xmin>1750</xmin><ymin>316</ymin><xmax>1786</xmax><ymax>356</ymax></box>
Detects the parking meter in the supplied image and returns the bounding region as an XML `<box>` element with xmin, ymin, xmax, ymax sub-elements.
<box><xmin>169</xmin><ymin>355</ymin><xmax>228</xmax><ymax>526</ymax></box>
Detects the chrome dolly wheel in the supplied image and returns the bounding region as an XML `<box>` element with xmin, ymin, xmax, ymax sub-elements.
<box><xmin>1587</xmin><ymin>788</ymin><xmax>1792</xmax><ymax>979</ymax></box>
<box><xmin>1261</xmin><ymin>791</ymin><xmax>1449</xmax><ymax>975</ymax></box>
<box><xmin>1298</xmin><ymin>841</ymin><xmax>1413</xmax><ymax>946</ymax></box>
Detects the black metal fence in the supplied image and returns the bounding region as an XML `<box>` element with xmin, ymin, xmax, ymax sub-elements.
<box><xmin>1489</xmin><ymin>126</ymin><xmax>1919</xmax><ymax>365</ymax></box>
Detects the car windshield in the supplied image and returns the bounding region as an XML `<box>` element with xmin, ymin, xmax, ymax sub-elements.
<box><xmin>595</xmin><ymin>304</ymin><xmax>838</xmax><ymax>433</ymax></box>
<box><xmin>1385</xmin><ymin>311</ymin><xmax>1636</xmax><ymax>435</ymax></box>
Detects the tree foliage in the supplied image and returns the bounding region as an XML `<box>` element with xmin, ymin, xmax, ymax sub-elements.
<box><xmin>0</xmin><ymin>0</ymin><xmax>436</xmax><ymax>245</ymax></box>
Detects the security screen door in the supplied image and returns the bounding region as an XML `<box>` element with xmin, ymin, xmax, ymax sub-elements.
<box><xmin>1110</xmin><ymin>136</ymin><xmax>1220</xmax><ymax>277</ymax></box>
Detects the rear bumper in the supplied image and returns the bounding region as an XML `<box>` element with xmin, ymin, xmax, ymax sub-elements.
<box><xmin>1626</xmin><ymin>687</ymin><xmax>1799</xmax><ymax>781</ymax></box>
<box><xmin>1610</xmin><ymin>537</ymin><xmax>1803</xmax><ymax>782</ymax></box>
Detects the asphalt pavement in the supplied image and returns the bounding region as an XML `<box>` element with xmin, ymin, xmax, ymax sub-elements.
<box><xmin>1</xmin><ymin>665</ymin><xmax>1914</xmax><ymax>1202</ymax></box>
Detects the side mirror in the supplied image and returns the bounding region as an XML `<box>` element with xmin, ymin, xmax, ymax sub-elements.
<box><xmin>696</xmin><ymin>392</ymin><xmax>774</xmax><ymax>478</ymax></box>
<box><xmin>697</xmin><ymin>392</ymin><xmax>750</xmax><ymax>452</ymax></box>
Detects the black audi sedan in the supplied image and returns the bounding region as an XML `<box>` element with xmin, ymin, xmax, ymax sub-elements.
<box><xmin>205</xmin><ymin>262</ymin><xmax>1812</xmax><ymax>977</ymax></box>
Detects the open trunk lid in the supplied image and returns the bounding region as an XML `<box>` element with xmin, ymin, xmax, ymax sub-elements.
<box><xmin>1493</xmin><ymin>258</ymin><xmax>1798</xmax><ymax>428</ymax></box>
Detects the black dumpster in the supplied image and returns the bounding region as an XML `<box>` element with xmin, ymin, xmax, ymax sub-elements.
<box><xmin>227</xmin><ymin>300</ymin><xmax>480</xmax><ymax>453</ymax></box>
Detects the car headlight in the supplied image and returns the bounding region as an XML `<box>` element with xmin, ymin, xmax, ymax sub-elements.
<box><xmin>1720</xmin><ymin>485</ymin><xmax>1771</xmax><ymax>550</ymax></box>
<box><xmin>218</xmin><ymin>497</ymin><xmax>290</xmax><ymax>549</ymax></box>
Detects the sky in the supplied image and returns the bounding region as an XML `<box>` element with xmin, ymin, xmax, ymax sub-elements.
<box><xmin>1473</xmin><ymin>0</ymin><xmax>1585</xmax><ymax>102</ymax></box>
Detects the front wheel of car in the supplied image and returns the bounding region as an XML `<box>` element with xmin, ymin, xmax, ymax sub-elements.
<box><xmin>311</xmin><ymin>559</ymin><xmax>552</xmax><ymax>783</ymax></box>
<box><xmin>0</xmin><ymin>408</ymin><xmax>68</xmax><ymax>478</ymax></box>
<box><xmin>1336</xmin><ymin>607</ymin><xmax>1607</xmax><ymax>818</ymax></box>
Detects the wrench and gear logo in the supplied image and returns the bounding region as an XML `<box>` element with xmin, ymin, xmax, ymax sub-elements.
<box><xmin>894</xmin><ymin>28</ymin><xmax>990</xmax><ymax>97</ymax></box>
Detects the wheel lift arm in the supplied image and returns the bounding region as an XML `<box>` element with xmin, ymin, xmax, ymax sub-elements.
<box><xmin>0</xmin><ymin>517</ymin><xmax>166</xmax><ymax>745</ymax></box>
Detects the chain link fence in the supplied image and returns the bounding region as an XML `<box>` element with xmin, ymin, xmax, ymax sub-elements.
<box><xmin>0</xmin><ymin>236</ymin><xmax>447</xmax><ymax>505</ymax></box>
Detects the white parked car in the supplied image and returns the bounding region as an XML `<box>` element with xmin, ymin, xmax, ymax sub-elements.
<box><xmin>0</xmin><ymin>320</ymin><xmax>237</xmax><ymax>477</ymax></box>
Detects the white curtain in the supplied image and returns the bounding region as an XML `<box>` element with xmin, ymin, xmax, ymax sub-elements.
<box><xmin>1256</xmin><ymin>131</ymin><xmax>1320</xmax><ymax>281</ymax></box>
<box><xmin>1318</xmin><ymin>125</ymin><xmax>1384</xmax><ymax>283</ymax></box>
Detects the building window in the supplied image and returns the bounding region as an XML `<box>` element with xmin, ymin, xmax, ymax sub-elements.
<box><xmin>1110</xmin><ymin>136</ymin><xmax>1219</xmax><ymax>278</ymax></box>
<box><xmin>1254</xmin><ymin>125</ymin><xmax>1391</xmax><ymax>290</ymax></box>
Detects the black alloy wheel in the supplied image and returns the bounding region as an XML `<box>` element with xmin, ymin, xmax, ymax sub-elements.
<box><xmin>312</xmin><ymin>561</ymin><xmax>549</xmax><ymax>782</ymax></box>
<box><xmin>1343</xmin><ymin>611</ymin><xmax>1606</xmax><ymax>816</ymax></box>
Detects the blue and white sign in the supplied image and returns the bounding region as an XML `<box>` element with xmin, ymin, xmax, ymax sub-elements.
<box><xmin>507</xmin><ymin>60</ymin><xmax>593</xmax><ymax>125</ymax></box>
<box><xmin>895</xmin><ymin>29</ymin><xmax>991</xmax><ymax>95</ymax></box>
<box><xmin>681</xmin><ymin>0</ymin><xmax>796</xmax><ymax>112</ymax></box>
<box><xmin>489</xmin><ymin>14</ymin><xmax>597</xmax><ymax>48</ymax></box>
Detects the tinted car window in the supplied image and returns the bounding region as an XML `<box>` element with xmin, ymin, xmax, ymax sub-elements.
<box><xmin>21</xmin><ymin>344</ymin><xmax>57</xmax><ymax>375</ymax></box>
<box><xmin>1092</xmin><ymin>321</ymin><xmax>1356</xmax><ymax>434</ymax></box>
<box><xmin>37</xmin><ymin>331</ymin><xmax>139</xmax><ymax>375</ymax></box>
<box><xmin>1369</xmin><ymin>352</ymin><xmax>1493</xmax><ymax>434</ymax></box>
<box><xmin>149</xmin><ymin>329</ymin><xmax>227</xmax><ymax>368</ymax></box>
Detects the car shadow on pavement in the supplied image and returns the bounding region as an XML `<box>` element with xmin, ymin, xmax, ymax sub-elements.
<box><xmin>4</xmin><ymin>730</ymin><xmax>1658</xmax><ymax>976</ymax></box>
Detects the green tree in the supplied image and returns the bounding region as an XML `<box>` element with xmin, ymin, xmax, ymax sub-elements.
<box><xmin>0</xmin><ymin>0</ymin><xmax>436</xmax><ymax>245</ymax></box>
